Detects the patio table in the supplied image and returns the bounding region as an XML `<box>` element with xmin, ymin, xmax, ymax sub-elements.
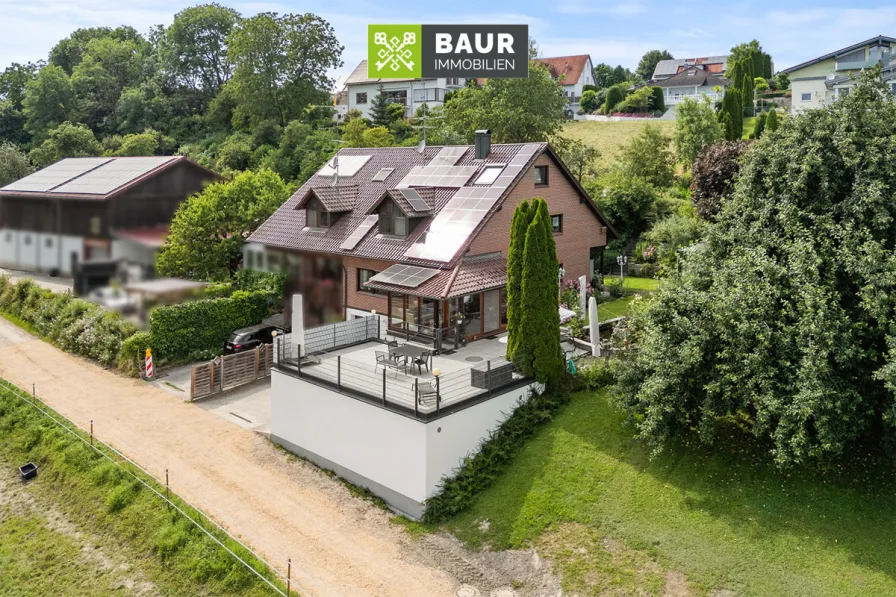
<box><xmin>389</xmin><ymin>344</ymin><xmax>430</xmax><ymax>375</ymax></box>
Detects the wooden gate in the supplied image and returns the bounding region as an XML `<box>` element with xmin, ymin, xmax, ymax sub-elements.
<box><xmin>190</xmin><ymin>344</ymin><xmax>273</xmax><ymax>401</ymax></box>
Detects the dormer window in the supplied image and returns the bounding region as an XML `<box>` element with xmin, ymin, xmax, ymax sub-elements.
<box><xmin>306</xmin><ymin>196</ymin><xmax>338</xmax><ymax>229</ymax></box>
<box><xmin>379</xmin><ymin>198</ymin><xmax>409</xmax><ymax>237</ymax></box>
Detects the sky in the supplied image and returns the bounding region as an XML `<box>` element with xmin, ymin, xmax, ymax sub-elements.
<box><xmin>0</xmin><ymin>0</ymin><xmax>894</xmax><ymax>81</ymax></box>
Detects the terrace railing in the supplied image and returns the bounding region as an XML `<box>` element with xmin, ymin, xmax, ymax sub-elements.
<box><xmin>272</xmin><ymin>333</ymin><xmax>532</xmax><ymax>422</ymax></box>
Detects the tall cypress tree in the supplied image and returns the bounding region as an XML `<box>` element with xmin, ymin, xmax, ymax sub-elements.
<box><xmin>518</xmin><ymin>199</ymin><xmax>563</xmax><ymax>387</ymax></box>
<box><xmin>505</xmin><ymin>200</ymin><xmax>532</xmax><ymax>358</ymax></box>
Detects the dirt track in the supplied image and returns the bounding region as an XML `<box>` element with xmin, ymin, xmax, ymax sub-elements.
<box><xmin>0</xmin><ymin>318</ymin><xmax>462</xmax><ymax>597</ymax></box>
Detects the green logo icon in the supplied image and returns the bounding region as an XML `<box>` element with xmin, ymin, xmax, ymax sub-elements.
<box><xmin>368</xmin><ymin>25</ymin><xmax>422</xmax><ymax>78</ymax></box>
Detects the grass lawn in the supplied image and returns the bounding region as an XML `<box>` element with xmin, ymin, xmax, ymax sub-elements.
<box><xmin>742</xmin><ymin>116</ymin><xmax>757</xmax><ymax>139</ymax></box>
<box><xmin>0</xmin><ymin>382</ymin><xmax>281</xmax><ymax>597</ymax></box>
<box><xmin>447</xmin><ymin>390</ymin><xmax>896</xmax><ymax>596</ymax></box>
<box><xmin>597</xmin><ymin>296</ymin><xmax>636</xmax><ymax>320</ymax></box>
<box><xmin>623</xmin><ymin>276</ymin><xmax>660</xmax><ymax>292</ymax></box>
<box><xmin>562</xmin><ymin>120</ymin><xmax>675</xmax><ymax>167</ymax></box>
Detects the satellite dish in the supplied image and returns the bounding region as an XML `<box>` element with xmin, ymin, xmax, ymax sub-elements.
<box><xmin>416</xmin><ymin>138</ymin><xmax>426</xmax><ymax>154</ymax></box>
<box><xmin>331</xmin><ymin>172</ymin><xmax>339</xmax><ymax>187</ymax></box>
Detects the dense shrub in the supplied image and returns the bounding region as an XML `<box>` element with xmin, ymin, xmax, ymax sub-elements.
<box><xmin>690</xmin><ymin>140</ymin><xmax>750</xmax><ymax>221</ymax></box>
<box><xmin>604</xmin><ymin>85</ymin><xmax>624</xmax><ymax>114</ymax></box>
<box><xmin>0</xmin><ymin>276</ymin><xmax>137</xmax><ymax>370</ymax></box>
<box><xmin>651</xmin><ymin>86</ymin><xmax>665</xmax><ymax>112</ymax></box>
<box><xmin>617</xmin><ymin>69</ymin><xmax>896</xmax><ymax>466</ymax></box>
<box><xmin>149</xmin><ymin>290</ymin><xmax>271</xmax><ymax>363</ymax></box>
<box><xmin>589</xmin><ymin>171</ymin><xmax>659</xmax><ymax>240</ymax></box>
<box><xmin>618</xmin><ymin>123</ymin><xmax>675</xmax><ymax>188</ymax></box>
<box><xmin>579</xmin><ymin>89</ymin><xmax>599</xmax><ymax>113</ymax></box>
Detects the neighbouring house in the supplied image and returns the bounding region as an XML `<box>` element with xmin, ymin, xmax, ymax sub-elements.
<box><xmin>653</xmin><ymin>64</ymin><xmax>730</xmax><ymax>105</ymax></box>
<box><xmin>246</xmin><ymin>131</ymin><xmax>617</xmax><ymax>517</ymax></box>
<box><xmin>534</xmin><ymin>54</ymin><xmax>595</xmax><ymax>116</ymax></box>
<box><xmin>784</xmin><ymin>35</ymin><xmax>896</xmax><ymax>113</ymax></box>
<box><xmin>652</xmin><ymin>55</ymin><xmax>728</xmax><ymax>81</ymax></box>
<box><xmin>337</xmin><ymin>60</ymin><xmax>467</xmax><ymax>120</ymax></box>
<box><xmin>0</xmin><ymin>156</ymin><xmax>220</xmax><ymax>284</ymax></box>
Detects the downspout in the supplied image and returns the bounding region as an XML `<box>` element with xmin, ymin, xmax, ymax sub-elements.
<box><xmin>342</xmin><ymin>263</ymin><xmax>348</xmax><ymax>320</ymax></box>
<box><xmin>56</xmin><ymin>198</ymin><xmax>62</xmax><ymax>273</ymax></box>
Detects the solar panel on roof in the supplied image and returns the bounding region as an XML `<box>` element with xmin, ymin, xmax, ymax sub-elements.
<box><xmin>428</xmin><ymin>146</ymin><xmax>467</xmax><ymax>166</ymax></box>
<box><xmin>2</xmin><ymin>158</ymin><xmax>112</xmax><ymax>193</ymax></box>
<box><xmin>316</xmin><ymin>155</ymin><xmax>371</xmax><ymax>178</ymax></box>
<box><xmin>51</xmin><ymin>157</ymin><xmax>177</xmax><ymax>195</ymax></box>
<box><xmin>400</xmin><ymin>188</ymin><xmax>431</xmax><ymax>212</ymax></box>
<box><xmin>339</xmin><ymin>215</ymin><xmax>379</xmax><ymax>250</ymax></box>
<box><xmin>396</xmin><ymin>165</ymin><xmax>478</xmax><ymax>188</ymax></box>
<box><xmin>368</xmin><ymin>264</ymin><xmax>440</xmax><ymax>288</ymax></box>
<box><xmin>372</xmin><ymin>167</ymin><xmax>394</xmax><ymax>182</ymax></box>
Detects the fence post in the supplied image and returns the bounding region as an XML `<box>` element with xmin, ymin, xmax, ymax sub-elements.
<box><xmin>210</xmin><ymin>360</ymin><xmax>215</xmax><ymax>394</ymax></box>
<box><xmin>382</xmin><ymin>369</ymin><xmax>387</xmax><ymax>405</ymax></box>
<box><xmin>296</xmin><ymin>344</ymin><xmax>302</xmax><ymax>376</ymax></box>
<box><xmin>165</xmin><ymin>469</ymin><xmax>169</xmax><ymax>504</ymax></box>
<box><xmin>333</xmin><ymin>323</ymin><xmax>337</xmax><ymax>350</ymax></box>
<box><xmin>337</xmin><ymin>356</ymin><xmax>342</xmax><ymax>391</ymax></box>
<box><xmin>255</xmin><ymin>346</ymin><xmax>260</xmax><ymax>380</ymax></box>
<box><xmin>287</xmin><ymin>558</ymin><xmax>292</xmax><ymax>596</ymax></box>
<box><xmin>487</xmin><ymin>360</ymin><xmax>492</xmax><ymax>396</ymax></box>
<box><xmin>435</xmin><ymin>376</ymin><xmax>440</xmax><ymax>415</ymax></box>
<box><xmin>90</xmin><ymin>420</ymin><xmax>93</xmax><ymax>446</ymax></box>
<box><xmin>414</xmin><ymin>378</ymin><xmax>419</xmax><ymax>417</ymax></box>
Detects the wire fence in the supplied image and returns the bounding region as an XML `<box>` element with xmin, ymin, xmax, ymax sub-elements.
<box><xmin>0</xmin><ymin>378</ymin><xmax>312</xmax><ymax>597</ymax></box>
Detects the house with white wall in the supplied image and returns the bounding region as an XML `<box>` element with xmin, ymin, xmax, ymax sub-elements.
<box><xmin>534</xmin><ymin>55</ymin><xmax>594</xmax><ymax>116</ymax></box>
<box><xmin>653</xmin><ymin>64</ymin><xmax>729</xmax><ymax>104</ymax></box>
<box><xmin>784</xmin><ymin>35</ymin><xmax>896</xmax><ymax>113</ymax></box>
<box><xmin>652</xmin><ymin>56</ymin><xmax>728</xmax><ymax>81</ymax></box>
<box><xmin>339</xmin><ymin>60</ymin><xmax>466</xmax><ymax>120</ymax></box>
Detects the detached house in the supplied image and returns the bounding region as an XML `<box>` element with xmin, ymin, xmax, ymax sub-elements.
<box><xmin>246</xmin><ymin>131</ymin><xmax>615</xmax><ymax>339</ymax></box>
<box><xmin>654</xmin><ymin>64</ymin><xmax>730</xmax><ymax>104</ymax></box>
<box><xmin>248</xmin><ymin>131</ymin><xmax>616</xmax><ymax>517</ymax></box>
<box><xmin>784</xmin><ymin>35</ymin><xmax>896</xmax><ymax>113</ymax></box>
<box><xmin>652</xmin><ymin>55</ymin><xmax>728</xmax><ymax>81</ymax></box>
<box><xmin>534</xmin><ymin>55</ymin><xmax>595</xmax><ymax>116</ymax></box>
<box><xmin>337</xmin><ymin>60</ymin><xmax>467</xmax><ymax>120</ymax></box>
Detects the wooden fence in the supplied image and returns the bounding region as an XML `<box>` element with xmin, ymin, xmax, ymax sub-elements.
<box><xmin>190</xmin><ymin>344</ymin><xmax>273</xmax><ymax>401</ymax></box>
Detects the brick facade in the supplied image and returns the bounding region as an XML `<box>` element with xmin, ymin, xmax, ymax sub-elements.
<box><xmin>467</xmin><ymin>153</ymin><xmax>607</xmax><ymax>283</ymax></box>
<box><xmin>344</xmin><ymin>255</ymin><xmax>393</xmax><ymax>314</ymax></box>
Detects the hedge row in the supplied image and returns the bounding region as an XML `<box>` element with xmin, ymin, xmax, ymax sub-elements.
<box><xmin>147</xmin><ymin>290</ymin><xmax>272</xmax><ymax>364</ymax></box>
<box><xmin>0</xmin><ymin>276</ymin><xmax>138</xmax><ymax>372</ymax></box>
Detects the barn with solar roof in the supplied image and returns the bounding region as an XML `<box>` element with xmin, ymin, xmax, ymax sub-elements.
<box><xmin>0</xmin><ymin>156</ymin><xmax>220</xmax><ymax>282</ymax></box>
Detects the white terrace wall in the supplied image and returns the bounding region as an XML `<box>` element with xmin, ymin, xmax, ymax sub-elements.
<box><xmin>270</xmin><ymin>369</ymin><xmax>538</xmax><ymax>518</ymax></box>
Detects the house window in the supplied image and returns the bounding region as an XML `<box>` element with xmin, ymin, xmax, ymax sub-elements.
<box><xmin>379</xmin><ymin>199</ymin><xmax>409</xmax><ymax>237</ymax></box>
<box><xmin>305</xmin><ymin>196</ymin><xmax>334</xmax><ymax>229</ymax></box>
<box><xmin>45</xmin><ymin>237</ymin><xmax>53</xmax><ymax>248</ymax></box>
<box><xmin>356</xmin><ymin>92</ymin><xmax>368</xmax><ymax>104</ymax></box>
<box><xmin>837</xmin><ymin>87</ymin><xmax>850</xmax><ymax>98</ymax></box>
<box><xmin>358</xmin><ymin>268</ymin><xmax>380</xmax><ymax>294</ymax></box>
<box><xmin>534</xmin><ymin>165</ymin><xmax>549</xmax><ymax>186</ymax></box>
<box><xmin>551</xmin><ymin>215</ymin><xmax>563</xmax><ymax>234</ymax></box>
<box><xmin>801</xmin><ymin>93</ymin><xmax>812</xmax><ymax>102</ymax></box>
<box><xmin>89</xmin><ymin>216</ymin><xmax>101</xmax><ymax>236</ymax></box>
<box><xmin>474</xmin><ymin>165</ymin><xmax>504</xmax><ymax>185</ymax></box>
<box><xmin>446</xmin><ymin>78</ymin><xmax>460</xmax><ymax>85</ymax></box>
<box><xmin>386</xmin><ymin>90</ymin><xmax>407</xmax><ymax>106</ymax></box>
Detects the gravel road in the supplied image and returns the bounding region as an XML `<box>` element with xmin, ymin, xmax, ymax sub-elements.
<box><xmin>0</xmin><ymin>318</ymin><xmax>459</xmax><ymax>597</ymax></box>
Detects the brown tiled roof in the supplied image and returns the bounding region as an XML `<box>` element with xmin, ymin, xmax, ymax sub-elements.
<box><xmin>534</xmin><ymin>55</ymin><xmax>591</xmax><ymax>85</ymax></box>
<box><xmin>249</xmin><ymin>143</ymin><xmax>547</xmax><ymax>268</ymax></box>
<box><xmin>364</xmin><ymin>253</ymin><xmax>507</xmax><ymax>298</ymax></box>
<box><xmin>368</xmin><ymin>187</ymin><xmax>435</xmax><ymax>216</ymax></box>
<box><xmin>296</xmin><ymin>185</ymin><xmax>358</xmax><ymax>212</ymax></box>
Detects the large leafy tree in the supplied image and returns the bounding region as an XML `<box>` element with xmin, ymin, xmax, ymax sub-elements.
<box><xmin>673</xmin><ymin>94</ymin><xmax>723</xmax><ymax>166</ymax></box>
<box><xmin>22</xmin><ymin>65</ymin><xmax>76</xmax><ymax>141</ymax></box>
<box><xmin>49</xmin><ymin>26</ymin><xmax>145</xmax><ymax>75</ymax></box>
<box><xmin>227</xmin><ymin>12</ymin><xmax>343</xmax><ymax>127</ymax></box>
<box><xmin>157</xmin><ymin>3</ymin><xmax>241</xmax><ymax>100</ymax></box>
<box><xmin>618</xmin><ymin>124</ymin><xmax>675</xmax><ymax>188</ymax></box>
<box><xmin>617</xmin><ymin>68</ymin><xmax>896</xmax><ymax>465</ymax></box>
<box><xmin>158</xmin><ymin>168</ymin><xmax>292</xmax><ymax>280</ymax></box>
<box><xmin>636</xmin><ymin>49</ymin><xmax>673</xmax><ymax>81</ymax></box>
<box><xmin>442</xmin><ymin>62</ymin><xmax>566</xmax><ymax>143</ymax></box>
<box><xmin>0</xmin><ymin>141</ymin><xmax>33</xmax><ymax>186</ymax></box>
<box><xmin>28</xmin><ymin>121</ymin><xmax>101</xmax><ymax>166</ymax></box>
<box><xmin>589</xmin><ymin>171</ymin><xmax>658</xmax><ymax>240</ymax></box>
<box><xmin>0</xmin><ymin>62</ymin><xmax>39</xmax><ymax>144</ymax></box>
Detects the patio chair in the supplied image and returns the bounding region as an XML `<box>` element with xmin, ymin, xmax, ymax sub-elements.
<box><xmin>375</xmin><ymin>351</ymin><xmax>390</xmax><ymax>373</ymax></box>
<box><xmin>415</xmin><ymin>379</ymin><xmax>439</xmax><ymax>406</ymax></box>
<box><xmin>412</xmin><ymin>350</ymin><xmax>431</xmax><ymax>375</ymax></box>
